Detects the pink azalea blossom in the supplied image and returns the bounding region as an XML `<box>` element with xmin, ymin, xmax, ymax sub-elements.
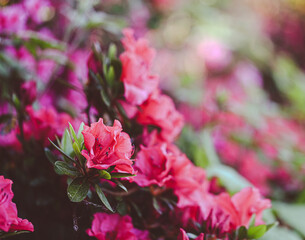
<box><xmin>81</xmin><ymin>119</ymin><xmax>135</xmax><ymax>174</ymax></box>
<box><xmin>23</xmin><ymin>106</ymin><xmax>73</xmax><ymax>146</ymax></box>
<box><xmin>87</xmin><ymin>213</ymin><xmax>150</xmax><ymax>240</ymax></box>
<box><xmin>137</xmin><ymin>91</ymin><xmax>184</xmax><ymax>142</ymax></box>
<box><xmin>0</xmin><ymin>176</ymin><xmax>33</xmax><ymax>232</ymax></box>
<box><xmin>120</xmin><ymin>28</ymin><xmax>159</xmax><ymax>105</ymax></box>
<box><xmin>215</xmin><ymin>187</ymin><xmax>271</xmax><ymax>229</ymax></box>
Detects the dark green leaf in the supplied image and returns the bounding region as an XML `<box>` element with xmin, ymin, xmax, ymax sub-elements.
<box><xmin>238</xmin><ymin>226</ymin><xmax>248</xmax><ymax>239</ymax></box>
<box><xmin>44</xmin><ymin>148</ymin><xmax>57</xmax><ymax>165</ymax></box>
<box><xmin>110</xmin><ymin>172</ymin><xmax>136</xmax><ymax>178</ymax></box>
<box><xmin>152</xmin><ymin>197</ymin><xmax>162</xmax><ymax>214</ymax></box>
<box><xmin>0</xmin><ymin>230</ymin><xmax>32</xmax><ymax>238</ymax></box>
<box><xmin>67</xmin><ymin>178</ymin><xmax>90</xmax><ymax>202</ymax></box>
<box><xmin>54</xmin><ymin>161</ymin><xmax>80</xmax><ymax>177</ymax></box>
<box><xmin>49</xmin><ymin>138</ymin><xmax>75</xmax><ymax>163</ymax></box>
<box><xmin>115</xmin><ymin>180</ymin><xmax>128</xmax><ymax>192</ymax></box>
<box><xmin>95</xmin><ymin>184</ymin><xmax>114</xmax><ymax>212</ymax></box>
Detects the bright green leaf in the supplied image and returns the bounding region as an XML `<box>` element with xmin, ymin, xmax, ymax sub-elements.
<box><xmin>247</xmin><ymin>225</ymin><xmax>266</xmax><ymax>239</ymax></box>
<box><xmin>98</xmin><ymin>170</ymin><xmax>111</xmax><ymax>180</ymax></box>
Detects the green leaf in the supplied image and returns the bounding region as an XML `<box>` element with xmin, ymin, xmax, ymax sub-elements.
<box><xmin>152</xmin><ymin>197</ymin><xmax>162</xmax><ymax>214</ymax></box>
<box><xmin>49</xmin><ymin>138</ymin><xmax>75</xmax><ymax>163</ymax></box>
<box><xmin>77</xmin><ymin>122</ymin><xmax>85</xmax><ymax>147</ymax></box>
<box><xmin>67</xmin><ymin>177</ymin><xmax>90</xmax><ymax>202</ymax></box>
<box><xmin>114</xmin><ymin>180</ymin><xmax>128</xmax><ymax>192</ymax></box>
<box><xmin>54</xmin><ymin>161</ymin><xmax>80</xmax><ymax>177</ymax></box>
<box><xmin>98</xmin><ymin>170</ymin><xmax>111</xmax><ymax>180</ymax></box>
<box><xmin>247</xmin><ymin>225</ymin><xmax>266</xmax><ymax>239</ymax></box>
<box><xmin>106</xmin><ymin>66</ymin><xmax>115</xmax><ymax>86</ymax></box>
<box><xmin>100</xmin><ymin>88</ymin><xmax>111</xmax><ymax>107</ymax></box>
<box><xmin>95</xmin><ymin>184</ymin><xmax>114</xmax><ymax>212</ymax></box>
<box><xmin>0</xmin><ymin>230</ymin><xmax>32</xmax><ymax>238</ymax></box>
<box><xmin>272</xmin><ymin>202</ymin><xmax>305</xmax><ymax>237</ymax></box>
<box><xmin>108</xmin><ymin>43</ymin><xmax>117</xmax><ymax>60</ymax></box>
<box><xmin>72</xmin><ymin>142</ymin><xmax>85</xmax><ymax>163</ymax></box>
<box><xmin>60</xmin><ymin>129</ymin><xmax>73</xmax><ymax>156</ymax></box>
<box><xmin>238</xmin><ymin>226</ymin><xmax>248</xmax><ymax>239</ymax></box>
<box><xmin>110</xmin><ymin>172</ymin><xmax>136</xmax><ymax>178</ymax></box>
<box><xmin>69</xmin><ymin>122</ymin><xmax>79</xmax><ymax>146</ymax></box>
<box><xmin>44</xmin><ymin>148</ymin><xmax>57</xmax><ymax>165</ymax></box>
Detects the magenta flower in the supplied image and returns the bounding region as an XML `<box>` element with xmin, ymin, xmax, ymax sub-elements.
<box><xmin>81</xmin><ymin>119</ymin><xmax>135</xmax><ymax>174</ymax></box>
<box><xmin>87</xmin><ymin>213</ymin><xmax>150</xmax><ymax>240</ymax></box>
<box><xmin>0</xmin><ymin>176</ymin><xmax>33</xmax><ymax>232</ymax></box>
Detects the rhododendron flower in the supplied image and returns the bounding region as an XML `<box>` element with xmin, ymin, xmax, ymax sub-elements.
<box><xmin>0</xmin><ymin>176</ymin><xmax>33</xmax><ymax>232</ymax></box>
<box><xmin>81</xmin><ymin>119</ymin><xmax>135</xmax><ymax>174</ymax></box>
<box><xmin>23</xmin><ymin>106</ymin><xmax>72</xmax><ymax>146</ymax></box>
<box><xmin>134</xmin><ymin>142</ymin><xmax>209</xmax><ymax>208</ymax></box>
<box><xmin>178</xmin><ymin>228</ymin><xmax>204</xmax><ymax>240</ymax></box>
<box><xmin>137</xmin><ymin>91</ymin><xmax>184</xmax><ymax>142</ymax></box>
<box><xmin>120</xmin><ymin>28</ymin><xmax>159</xmax><ymax>106</ymax></box>
<box><xmin>215</xmin><ymin>187</ymin><xmax>271</xmax><ymax>229</ymax></box>
<box><xmin>87</xmin><ymin>213</ymin><xmax>150</xmax><ymax>240</ymax></box>
<box><xmin>134</xmin><ymin>143</ymin><xmax>173</xmax><ymax>187</ymax></box>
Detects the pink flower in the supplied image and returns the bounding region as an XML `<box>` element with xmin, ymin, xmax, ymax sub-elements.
<box><xmin>81</xmin><ymin>119</ymin><xmax>135</xmax><ymax>174</ymax></box>
<box><xmin>178</xmin><ymin>229</ymin><xmax>204</xmax><ymax>240</ymax></box>
<box><xmin>0</xmin><ymin>176</ymin><xmax>34</xmax><ymax>232</ymax></box>
<box><xmin>120</xmin><ymin>28</ymin><xmax>159</xmax><ymax>105</ymax></box>
<box><xmin>23</xmin><ymin>106</ymin><xmax>72</xmax><ymax>147</ymax></box>
<box><xmin>197</xmin><ymin>39</ymin><xmax>232</xmax><ymax>72</ymax></box>
<box><xmin>87</xmin><ymin>213</ymin><xmax>150</xmax><ymax>240</ymax></box>
<box><xmin>134</xmin><ymin>143</ymin><xmax>173</xmax><ymax>187</ymax></box>
<box><xmin>215</xmin><ymin>187</ymin><xmax>271</xmax><ymax>229</ymax></box>
<box><xmin>0</xmin><ymin>4</ymin><xmax>27</xmax><ymax>33</ymax></box>
<box><xmin>231</xmin><ymin>187</ymin><xmax>271</xmax><ymax>226</ymax></box>
<box><xmin>137</xmin><ymin>91</ymin><xmax>184</xmax><ymax>142</ymax></box>
<box><xmin>134</xmin><ymin>142</ymin><xmax>209</xmax><ymax>208</ymax></box>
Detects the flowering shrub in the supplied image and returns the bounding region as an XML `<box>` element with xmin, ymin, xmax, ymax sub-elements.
<box><xmin>1</xmin><ymin>0</ymin><xmax>305</xmax><ymax>239</ymax></box>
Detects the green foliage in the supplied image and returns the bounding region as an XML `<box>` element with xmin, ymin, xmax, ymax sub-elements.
<box><xmin>54</xmin><ymin>161</ymin><xmax>80</xmax><ymax>177</ymax></box>
<box><xmin>67</xmin><ymin>177</ymin><xmax>90</xmax><ymax>202</ymax></box>
<box><xmin>95</xmin><ymin>184</ymin><xmax>114</xmax><ymax>212</ymax></box>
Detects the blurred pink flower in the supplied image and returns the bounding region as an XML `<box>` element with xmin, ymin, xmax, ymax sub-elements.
<box><xmin>137</xmin><ymin>91</ymin><xmax>184</xmax><ymax>142</ymax></box>
<box><xmin>87</xmin><ymin>213</ymin><xmax>150</xmax><ymax>240</ymax></box>
<box><xmin>120</xmin><ymin>28</ymin><xmax>159</xmax><ymax>105</ymax></box>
